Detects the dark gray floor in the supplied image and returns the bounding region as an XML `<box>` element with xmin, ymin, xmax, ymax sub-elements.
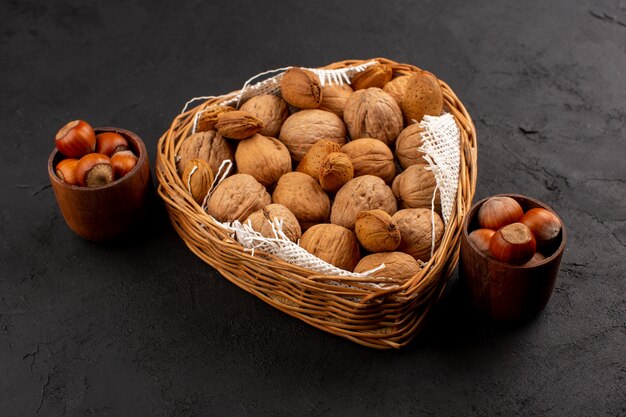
<box><xmin>1</xmin><ymin>0</ymin><xmax>625</xmax><ymax>416</ymax></box>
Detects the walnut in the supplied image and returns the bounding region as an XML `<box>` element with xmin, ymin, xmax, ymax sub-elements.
<box><xmin>234</xmin><ymin>133</ymin><xmax>291</xmax><ymax>186</ymax></box>
<box><xmin>296</xmin><ymin>139</ymin><xmax>341</xmax><ymax>180</ymax></box>
<box><xmin>319</xmin><ymin>152</ymin><xmax>353</xmax><ymax>193</ymax></box>
<box><xmin>392</xmin><ymin>208</ymin><xmax>444</xmax><ymax>262</ymax></box>
<box><xmin>343</xmin><ymin>88</ymin><xmax>403</xmax><ymax>146</ymax></box>
<box><xmin>215</xmin><ymin>110</ymin><xmax>264</xmax><ymax>140</ymax></box>
<box><xmin>330</xmin><ymin>175</ymin><xmax>397</xmax><ymax>230</ymax></box>
<box><xmin>392</xmin><ymin>164</ymin><xmax>441</xmax><ymax>212</ymax></box>
<box><xmin>176</xmin><ymin>130</ymin><xmax>234</xmax><ymax>177</ymax></box>
<box><xmin>353</xmin><ymin>251</ymin><xmax>421</xmax><ymax>281</ymax></box>
<box><xmin>280</xmin><ymin>68</ymin><xmax>322</xmax><ymax>109</ymax></box>
<box><xmin>299</xmin><ymin>223</ymin><xmax>360</xmax><ymax>271</ymax></box>
<box><xmin>355</xmin><ymin>210</ymin><xmax>401</xmax><ymax>252</ymax></box>
<box><xmin>272</xmin><ymin>172</ymin><xmax>331</xmax><ymax>230</ymax></box>
<box><xmin>401</xmin><ymin>72</ymin><xmax>444</xmax><ymax>124</ymax></box>
<box><xmin>395</xmin><ymin>123</ymin><xmax>427</xmax><ymax>169</ymax></box>
<box><xmin>245</xmin><ymin>203</ymin><xmax>301</xmax><ymax>243</ymax></box>
<box><xmin>340</xmin><ymin>138</ymin><xmax>396</xmax><ymax>184</ymax></box>
<box><xmin>279</xmin><ymin>109</ymin><xmax>347</xmax><ymax>161</ymax></box>
<box><xmin>318</xmin><ymin>83</ymin><xmax>353</xmax><ymax>118</ymax></box>
<box><xmin>207</xmin><ymin>174</ymin><xmax>271</xmax><ymax>222</ymax></box>
<box><xmin>350</xmin><ymin>63</ymin><xmax>393</xmax><ymax>90</ymax></box>
<box><xmin>383</xmin><ymin>75</ymin><xmax>411</xmax><ymax>107</ymax></box>
<box><xmin>181</xmin><ymin>159</ymin><xmax>214</xmax><ymax>205</ymax></box>
<box><xmin>239</xmin><ymin>95</ymin><xmax>289</xmax><ymax>137</ymax></box>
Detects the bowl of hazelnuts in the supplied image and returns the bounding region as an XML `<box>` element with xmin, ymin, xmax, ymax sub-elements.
<box><xmin>47</xmin><ymin>120</ymin><xmax>151</xmax><ymax>241</ymax></box>
<box><xmin>460</xmin><ymin>194</ymin><xmax>566</xmax><ymax>321</ymax></box>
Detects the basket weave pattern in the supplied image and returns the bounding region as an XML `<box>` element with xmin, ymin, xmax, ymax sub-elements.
<box><xmin>156</xmin><ymin>58</ymin><xmax>478</xmax><ymax>349</ymax></box>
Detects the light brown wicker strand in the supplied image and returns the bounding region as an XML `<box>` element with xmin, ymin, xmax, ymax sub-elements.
<box><xmin>156</xmin><ymin>58</ymin><xmax>477</xmax><ymax>349</ymax></box>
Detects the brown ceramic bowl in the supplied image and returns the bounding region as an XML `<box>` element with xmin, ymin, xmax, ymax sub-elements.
<box><xmin>459</xmin><ymin>194</ymin><xmax>566</xmax><ymax>321</ymax></box>
<box><xmin>48</xmin><ymin>126</ymin><xmax>151</xmax><ymax>242</ymax></box>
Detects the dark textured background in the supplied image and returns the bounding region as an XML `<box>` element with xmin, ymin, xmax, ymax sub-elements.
<box><xmin>1</xmin><ymin>0</ymin><xmax>625</xmax><ymax>416</ymax></box>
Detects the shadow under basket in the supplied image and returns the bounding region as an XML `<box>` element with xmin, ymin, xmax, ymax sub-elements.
<box><xmin>155</xmin><ymin>58</ymin><xmax>478</xmax><ymax>349</ymax></box>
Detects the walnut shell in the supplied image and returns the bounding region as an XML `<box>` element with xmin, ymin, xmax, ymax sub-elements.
<box><xmin>182</xmin><ymin>159</ymin><xmax>214</xmax><ymax>205</ymax></box>
<box><xmin>235</xmin><ymin>133</ymin><xmax>291</xmax><ymax>187</ymax></box>
<box><xmin>279</xmin><ymin>109</ymin><xmax>347</xmax><ymax>161</ymax></box>
<box><xmin>318</xmin><ymin>83</ymin><xmax>353</xmax><ymax>118</ymax></box>
<box><xmin>239</xmin><ymin>95</ymin><xmax>289</xmax><ymax>137</ymax></box>
<box><xmin>299</xmin><ymin>223</ymin><xmax>360</xmax><ymax>271</ymax></box>
<box><xmin>340</xmin><ymin>138</ymin><xmax>396</xmax><ymax>183</ymax></box>
<box><xmin>353</xmin><ymin>251</ymin><xmax>420</xmax><ymax>281</ymax></box>
<box><xmin>272</xmin><ymin>172</ymin><xmax>330</xmax><ymax>230</ymax></box>
<box><xmin>176</xmin><ymin>130</ymin><xmax>234</xmax><ymax>177</ymax></box>
<box><xmin>343</xmin><ymin>88</ymin><xmax>403</xmax><ymax>146</ymax></box>
<box><xmin>392</xmin><ymin>164</ymin><xmax>441</xmax><ymax>212</ymax></box>
<box><xmin>383</xmin><ymin>75</ymin><xmax>411</xmax><ymax>107</ymax></box>
<box><xmin>215</xmin><ymin>110</ymin><xmax>264</xmax><ymax>140</ymax></box>
<box><xmin>319</xmin><ymin>152</ymin><xmax>353</xmax><ymax>193</ymax></box>
<box><xmin>280</xmin><ymin>68</ymin><xmax>322</xmax><ymax>109</ymax></box>
<box><xmin>395</xmin><ymin>123</ymin><xmax>427</xmax><ymax>169</ymax></box>
<box><xmin>245</xmin><ymin>203</ymin><xmax>301</xmax><ymax>243</ymax></box>
<box><xmin>196</xmin><ymin>105</ymin><xmax>236</xmax><ymax>132</ymax></box>
<box><xmin>350</xmin><ymin>63</ymin><xmax>393</xmax><ymax>90</ymax></box>
<box><xmin>330</xmin><ymin>175</ymin><xmax>397</xmax><ymax>230</ymax></box>
<box><xmin>355</xmin><ymin>210</ymin><xmax>401</xmax><ymax>252</ymax></box>
<box><xmin>401</xmin><ymin>72</ymin><xmax>444</xmax><ymax>124</ymax></box>
<box><xmin>296</xmin><ymin>139</ymin><xmax>341</xmax><ymax>179</ymax></box>
<box><xmin>392</xmin><ymin>208</ymin><xmax>444</xmax><ymax>262</ymax></box>
<box><xmin>207</xmin><ymin>174</ymin><xmax>271</xmax><ymax>222</ymax></box>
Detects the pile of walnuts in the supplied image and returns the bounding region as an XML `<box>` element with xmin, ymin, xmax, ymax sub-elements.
<box><xmin>177</xmin><ymin>62</ymin><xmax>448</xmax><ymax>281</ymax></box>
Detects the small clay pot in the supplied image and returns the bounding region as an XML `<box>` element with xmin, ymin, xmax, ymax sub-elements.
<box><xmin>48</xmin><ymin>127</ymin><xmax>151</xmax><ymax>242</ymax></box>
<box><xmin>460</xmin><ymin>194</ymin><xmax>566</xmax><ymax>321</ymax></box>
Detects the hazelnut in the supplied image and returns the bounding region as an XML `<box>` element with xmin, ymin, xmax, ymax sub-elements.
<box><xmin>490</xmin><ymin>222</ymin><xmax>537</xmax><ymax>265</ymax></box>
<box><xmin>477</xmin><ymin>196</ymin><xmax>523</xmax><ymax>231</ymax></box>
<box><xmin>55</xmin><ymin>120</ymin><xmax>96</xmax><ymax>158</ymax></box>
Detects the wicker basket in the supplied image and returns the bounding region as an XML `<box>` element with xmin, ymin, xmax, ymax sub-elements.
<box><xmin>156</xmin><ymin>58</ymin><xmax>477</xmax><ymax>349</ymax></box>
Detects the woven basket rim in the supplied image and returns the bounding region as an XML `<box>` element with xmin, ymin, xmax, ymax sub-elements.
<box><xmin>155</xmin><ymin>58</ymin><xmax>478</xmax><ymax>349</ymax></box>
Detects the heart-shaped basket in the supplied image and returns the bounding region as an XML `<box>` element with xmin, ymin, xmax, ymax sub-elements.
<box><xmin>156</xmin><ymin>58</ymin><xmax>477</xmax><ymax>349</ymax></box>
